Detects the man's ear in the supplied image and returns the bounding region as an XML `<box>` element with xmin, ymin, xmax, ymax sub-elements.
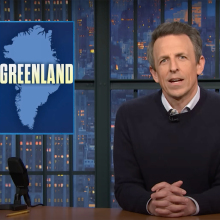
<box><xmin>150</xmin><ymin>66</ymin><xmax>159</xmax><ymax>83</ymax></box>
<box><xmin>196</xmin><ymin>55</ymin><xmax>205</xmax><ymax>76</ymax></box>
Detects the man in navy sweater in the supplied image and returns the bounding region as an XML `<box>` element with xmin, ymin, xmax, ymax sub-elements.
<box><xmin>114</xmin><ymin>22</ymin><xmax>220</xmax><ymax>217</ymax></box>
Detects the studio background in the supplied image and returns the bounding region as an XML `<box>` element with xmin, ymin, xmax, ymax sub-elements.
<box><xmin>0</xmin><ymin>0</ymin><xmax>218</xmax><ymax>209</ymax></box>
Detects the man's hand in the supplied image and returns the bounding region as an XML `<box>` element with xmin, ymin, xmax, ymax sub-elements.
<box><xmin>148</xmin><ymin>181</ymin><xmax>196</xmax><ymax>217</ymax></box>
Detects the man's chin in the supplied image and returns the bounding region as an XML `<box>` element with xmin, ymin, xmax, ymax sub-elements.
<box><xmin>167</xmin><ymin>92</ymin><xmax>185</xmax><ymax>101</ymax></box>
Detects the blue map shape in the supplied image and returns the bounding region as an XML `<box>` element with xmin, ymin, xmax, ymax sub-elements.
<box><xmin>3</xmin><ymin>25</ymin><xmax>60</xmax><ymax>129</ymax></box>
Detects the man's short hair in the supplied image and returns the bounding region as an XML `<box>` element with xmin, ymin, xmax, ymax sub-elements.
<box><xmin>147</xmin><ymin>22</ymin><xmax>202</xmax><ymax>70</ymax></box>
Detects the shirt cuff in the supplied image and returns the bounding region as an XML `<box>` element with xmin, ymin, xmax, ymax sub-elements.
<box><xmin>146</xmin><ymin>198</ymin><xmax>153</xmax><ymax>215</ymax></box>
<box><xmin>185</xmin><ymin>196</ymin><xmax>200</xmax><ymax>215</ymax></box>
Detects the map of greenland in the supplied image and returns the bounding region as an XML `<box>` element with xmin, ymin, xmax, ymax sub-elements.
<box><xmin>3</xmin><ymin>25</ymin><xmax>60</xmax><ymax>130</ymax></box>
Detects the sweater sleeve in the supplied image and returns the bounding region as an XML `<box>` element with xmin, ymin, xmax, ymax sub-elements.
<box><xmin>187</xmin><ymin>153</ymin><xmax>220</xmax><ymax>215</ymax></box>
<box><xmin>113</xmin><ymin>104</ymin><xmax>151</xmax><ymax>214</ymax></box>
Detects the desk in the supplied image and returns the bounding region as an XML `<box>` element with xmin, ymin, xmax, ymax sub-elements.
<box><xmin>1</xmin><ymin>207</ymin><xmax>220</xmax><ymax>220</ymax></box>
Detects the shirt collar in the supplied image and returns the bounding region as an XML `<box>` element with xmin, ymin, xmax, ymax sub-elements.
<box><xmin>161</xmin><ymin>86</ymin><xmax>200</xmax><ymax>113</ymax></box>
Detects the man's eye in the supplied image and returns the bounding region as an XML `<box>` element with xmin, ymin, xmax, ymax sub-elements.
<box><xmin>179</xmin><ymin>56</ymin><xmax>186</xmax><ymax>59</ymax></box>
<box><xmin>160</xmin><ymin>59</ymin><xmax>167</xmax><ymax>64</ymax></box>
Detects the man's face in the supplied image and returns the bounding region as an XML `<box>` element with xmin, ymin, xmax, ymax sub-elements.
<box><xmin>150</xmin><ymin>34</ymin><xmax>205</xmax><ymax>103</ymax></box>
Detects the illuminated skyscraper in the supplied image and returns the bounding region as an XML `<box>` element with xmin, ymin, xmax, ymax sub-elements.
<box><xmin>0</xmin><ymin>135</ymin><xmax>16</xmax><ymax>205</ymax></box>
<box><xmin>192</xmin><ymin>2</ymin><xmax>202</xmax><ymax>27</ymax></box>
<box><xmin>18</xmin><ymin>0</ymin><xmax>42</xmax><ymax>21</ymax></box>
<box><xmin>44</xmin><ymin>0</ymin><xmax>68</xmax><ymax>21</ymax></box>
<box><xmin>47</xmin><ymin>135</ymin><xmax>69</xmax><ymax>171</ymax></box>
<box><xmin>0</xmin><ymin>0</ymin><xmax>14</xmax><ymax>21</ymax></box>
<box><xmin>20</xmin><ymin>135</ymin><xmax>43</xmax><ymax>171</ymax></box>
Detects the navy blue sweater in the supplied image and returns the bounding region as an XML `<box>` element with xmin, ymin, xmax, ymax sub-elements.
<box><xmin>114</xmin><ymin>88</ymin><xmax>220</xmax><ymax>215</ymax></box>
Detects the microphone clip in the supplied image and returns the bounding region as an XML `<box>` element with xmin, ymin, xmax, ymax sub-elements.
<box><xmin>169</xmin><ymin>109</ymin><xmax>180</xmax><ymax>122</ymax></box>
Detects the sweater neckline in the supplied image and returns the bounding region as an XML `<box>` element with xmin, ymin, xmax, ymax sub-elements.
<box><xmin>154</xmin><ymin>87</ymin><xmax>208</xmax><ymax>122</ymax></box>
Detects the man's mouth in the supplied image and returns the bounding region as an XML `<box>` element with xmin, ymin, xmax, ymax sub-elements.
<box><xmin>169</xmin><ymin>78</ymin><xmax>183</xmax><ymax>83</ymax></box>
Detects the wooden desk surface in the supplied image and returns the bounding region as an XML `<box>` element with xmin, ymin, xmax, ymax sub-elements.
<box><xmin>0</xmin><ymin>207</ymin><xmax>220</xmax><ymax>220</ymax></box>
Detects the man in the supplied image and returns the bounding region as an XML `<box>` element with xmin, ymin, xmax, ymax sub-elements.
<box><xmin>114</xmin><ymin>22</ymin><xmax>220</xmax><ymax>217</ymax></box>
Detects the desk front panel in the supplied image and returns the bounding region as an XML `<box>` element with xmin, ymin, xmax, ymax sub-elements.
<box><xmin>1</xmin><ymin>207</ymin><xmax>220</xmax><ymax>220</ymax></box>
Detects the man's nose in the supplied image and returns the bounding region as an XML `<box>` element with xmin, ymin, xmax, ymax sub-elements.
<box><xmin>169</xmin><ymin>58</ymin><xmax>179</xmax><ymax>73</ymax></box>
